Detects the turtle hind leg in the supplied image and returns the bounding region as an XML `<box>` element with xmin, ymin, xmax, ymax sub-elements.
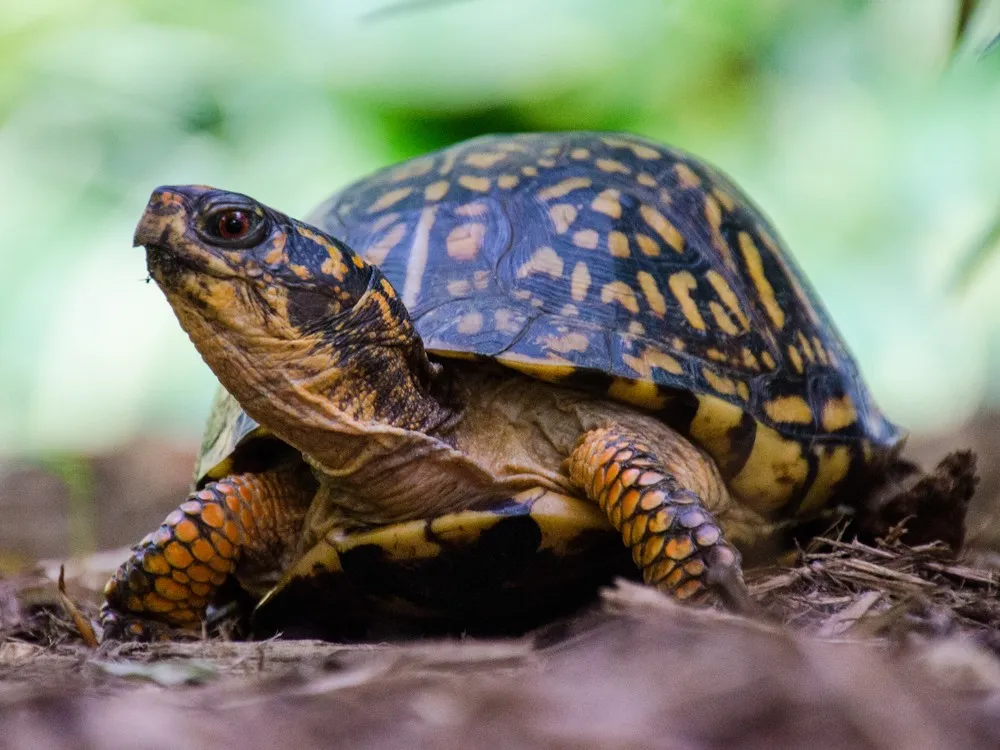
<box><xmin>100</xmin><ymin>465</ymin><xmax>314</xmax><ymax>641</ymax></box>
<box><xmin>565</xmin><ymin>425</ymin><xmax>753</xmax><ymax>611</ymax></box>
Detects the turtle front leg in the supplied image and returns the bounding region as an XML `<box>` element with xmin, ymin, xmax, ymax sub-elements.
<box><xmin>566</xmin><ymin>426</ymin><xmax>750</xmax><ymax>610</ymax></box>
<box><xmin>101</xmin><ymin>466</ymin><xmax>314</xmax><ymax>641</ymax></box>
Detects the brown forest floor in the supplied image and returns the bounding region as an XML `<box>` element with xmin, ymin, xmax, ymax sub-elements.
<box><xmin>1</xmin><ymin>416</ymin><xmax>1000</xmax><ymax>749</ymax></box>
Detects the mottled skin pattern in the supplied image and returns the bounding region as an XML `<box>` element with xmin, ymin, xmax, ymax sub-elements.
<box><xmin>102</xmin><ymin>466</ymin><xmax>313</xmax><ymax>638</ymax></box>
<box><xmin>102</xmin><ymin>133</ymin><xmax>903</xmax><ymax>639</ymax></box>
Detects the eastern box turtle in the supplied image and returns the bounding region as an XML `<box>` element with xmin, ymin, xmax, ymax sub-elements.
<box><xmin>102</xmin><ymin>132</ymin><xmax>903</xmax><ymax>639</ymax></box>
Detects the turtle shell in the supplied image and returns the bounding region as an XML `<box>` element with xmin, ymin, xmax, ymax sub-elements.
<box><xmin>307</xmin><ymin>132</ymin><xmax>902</xmax><ymax>516</ymax></box>
<box><xmin>197</xmin><ymin>131</ymin><xmax>901</xmax><ymax>520</ymax></box>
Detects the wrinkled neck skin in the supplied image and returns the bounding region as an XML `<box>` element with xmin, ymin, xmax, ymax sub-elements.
<box><xmin>164</xmin><ymin>275</ymin><xmax>546</xmax><ymax>525</ymax></box>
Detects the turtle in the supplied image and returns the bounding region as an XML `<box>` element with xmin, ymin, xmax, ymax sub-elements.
<box><xmin>101</xmin><ymin>131</ymin><xmax>904</xmax><ymax>640</ymax></box>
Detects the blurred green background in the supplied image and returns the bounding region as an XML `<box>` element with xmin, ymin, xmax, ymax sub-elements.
<box><xmin>2</xmin><ymin>0</ymin><xmax>1000</xmax><ymax>461</ymax></box>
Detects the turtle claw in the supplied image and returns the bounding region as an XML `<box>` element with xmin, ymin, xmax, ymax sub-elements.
<box><xmin>99</xmin><ymin>605</ymin><xmax>198</xmax><ymax>643</ymax></box>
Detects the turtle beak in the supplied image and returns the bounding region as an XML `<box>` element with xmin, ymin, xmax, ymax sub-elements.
<box><xmin>133</xmin><ymin>187</ymin><xmax>193</xmax><ymax>249</ymax></box>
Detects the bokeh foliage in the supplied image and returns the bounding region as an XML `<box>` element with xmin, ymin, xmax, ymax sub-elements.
<box><xmin>1</xmin><ymin>0</ymin><xmax>999</xmax><ymax>455</ymax></box>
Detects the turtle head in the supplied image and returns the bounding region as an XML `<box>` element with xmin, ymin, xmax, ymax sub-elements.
<box><xmin>136</xmin><ymin>186</ymin><xmax>377</xmax><ymax>325</ymax></box>
<box><xmin>135</xmin><ymin>185</ymin><xmax>455</xmax><ymax>442</ymax></box>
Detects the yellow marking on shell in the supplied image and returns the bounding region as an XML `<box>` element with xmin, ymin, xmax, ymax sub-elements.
<box><xmin>497</xmin><ymin>141</ymin><xmax>528</xmax><ymax>153</ymax></box>
<box><xmin>812</xmin><ymin>337</ymin><xmax>829</xmax><ymax>365</ymax></box>
<box><xmin>760</xmin><ymin>350</ymin><xmax>776</xmax><ymax>370</ymax></box>
<box><xmin>739</xmin><ymin>232</ymin><xmax>785</xmax><ymax>329</ymax></box>
<box><xmin>821</xmin><ymin>396</ymin><xmax>857</xmax><ymax>432</ymax></box>
<box><xmin>628</xmin><ymin>320</ymin><xmax>645</xmax><ymax>335</ymax></box>
<box><xmin>445</xmin><ymin>223</ymin><xmax>486</xmax><ymax>260</ymax></box>
<box><xmin>703</xmin><ymin>195</ymin><xmax>735</xmax><ymax>268</ymax></box>
<box><xmin>364</xmin><ymin>222</ymin><xmax>406</xmax><ymax>265</ymax></box>
<box><xmin>787</xmin><ymin>345</ymin><xmax>804</xmax><ymax>374</ymax></box>
<box><xmin>540</xmin><ymin>331</ymin><xmax>589</xmax><ymax>354</ymax></box>
<box><xmin>591</xmin><ymin>189</ymin><xmax>622</xmax><ymax>218</ymax></box>
<box><xmin>688</xmin><ymin>396</ymin><xmax>745</xmax><ymax>473</ymax></box>
<box><xmin>464</xmin><ymin>151</ymin><xmax>507</xmax><ymax>169</ymax></box>
<box><xmin>455</xmin><ymin>201</ymin><xmax>488</xmax><ymax>217</ymax></box>
<box><xmin>539</xmin><ymin>177</ymin><xmax>591</xmax><ymax>200</ymax></box>
<box><xmin>741</xmin><ymin>347</ymin><xmax>760</xmax><ymax>370</ymax></box>
<box><xmin>608</xmin><ymin>378</ymin><xmax>668</xmax><ymax>409</ymax></box>
<box><xmin>674</xmin><ymin>163</ymin><xmax>701</xmax><ymax>189</ymax></box>
<box><xmin>570</xmin><ymin>148</ymin><xmax>590</xmax><ymax>159</ymax></box>
<box><xmin>549</xmin><ymin>204</ymin><xmax>577</xmax><ymax>234</ymax></box>
<box><xmin>797</xmin><ymin>331</ymin><xmax>815</xmax><ymax>363</ymax></box>
<box><xmin>438</xmin><ymin>148</ymin><xmax>458</xmax><ymax>175</ymax></box>
<box><xmin>708</xmin><ymin>301</ymin><xmax>739</xmax><ymax>335</ymax></box>
<box><xmin>736</xmin><ymin>380</ymin><xmax>750</xmax><ymax>401</ymax></box>
<box><xmin>759</xmin><ymin>227</ymin><xmax>821</xmax><ymax>326</ymax></box>
<box><xmin>457</xmin><ymin>311</ymin><xmax>484</xmax><ymax>334</ymax></box>
<box><xmin>668</xmin><ymin>272</ymin><xmax>706</xmax><ymax>330</ymax></box>
<box><xmin>712</xmin><ymin>188</ymin><xmax>736</xmax><ymax>211</ymax></box>
<box><xmin>672</xmin><ymin>337</ymin><xmax>685</xmax><ymax>351</ymax></box>
<box><xmin>458</xmin><ymin>175</ymin><xmax>491</xmax><ymax>192</ymax></box>
<box><xmin>639</xmin><ymin>205</ymin><xmax>684</xmax><ymax>253</ymax></box>
<box><xmin>498</xmin><ymin>353</ymin><xmax>576</xmax><ymax>381</ymax></box>
<box><xmin>389</xmin><ymin>157</ymin><xmax>434</xmax><ymax>182</ymax></box>
<box><xmin>637</xmin><ymin>271</ymin><xmax>667</xmax><ymax>317</ymax></box>
<box><xmin>367</xmin><ymin>187</ymin><xmax>413</xmax><ymax>213</ymax></box>
<box><xmin>521</xmin><ymin>165</ymin><xmax>538</xmax><ymax>177</ymax></box>
<box><xmin>401</xmin><ymin>206</ymin><xmax>436</xmax><ymax>309</ymax></box>
<box><xmin>705</xmin><ymin>270</ymin><xmax>749</xmax><ymax>330</ymax></box>
<box><xmin>658</xmin><ymin>188</ymin><xmax>672</xmax><ymax>206</ymax></box>
<box><xmin>537</xmin><ymin>157</ymin><xmax>556</xmax><ymax>168</ymax></box>
<box><xmin>516</xmin><ymin>246</ymin><xmax>564</xmax><ymax>279</ymax></box>
<box><xmin>497</xmin><ymin>174</ymin><xmax>520</xmax><ymax>189</ymax></box>
<box><xmin>602</xmin><ymin>137</ymin><xmax>662</xmax><ymax>160</ymax></box>
<box><xmin>423</xmin><ymin>180</ymin><xmax>449</xmax><ymax>201</ymax></box>
<box><xmin>560</xmin><ymin>303</ymin><xmax>579</xmax><ymax>316</ymax></box>
<box><xmin>798</xmin><ymin>445</ymin><xmax>852</xmax><ymax>516</ymax></box>
<box><xmin>623</xmin><ymin>348</ymin><xmax>683</xmax><ymax>377</ymax></box>
<box><xmin>573</xmin><ymin>229</ymin><xmax>599</xmax><ymax>250</ymax></box>
<box><xmin>637</xmin><ymin>172</ymin><xmax>657</xmax><ymax>187</ymax></box>
<box><xmin>513</xmin><ymin>289</ymin><xmax>532</xmax><ymax>300</ymax></box>
<box><xmin>729</xmin><ymin>424</ymin><xmax>809</xmax><ymax>513</ymax></box>
<box><xmin>352</xmin><ymin>255</ymin><xmax>365</xmax><ymax>268</ymax></box>
<box><xmin>447</xmin><ymin>279</ymin><xmax>471</xmax><ymax>296</ymax></box>
<box><xmin>702</xmin><ymin>367</ymin><xmax>738</xmax><ymax>396</ymax></box>
<box><xmin>601</xmin><ymin>281</ymin><xmax>639</xmax><ymax>314</ymax></box>
<box><xmin>570</xmin><ymin>261</ymin><xmax>591</xmax><ymax>301</ymax></box>
<box><xmin>495</xmin><ymin>308</ymin><xmax>523</xmax><ymax>333</ymax></box>
<box><xmin>473</xmin><ymin>270</ymin><xmax>490</xmax><ymax>289</ymax></box>
<box><xmin>608</xmin><ymin>231</ymin><xmax>630</xmax><ymax>258</ymax></box>
<box><xmin>764</xmin><ymin>395</ymin><xmax>814</xmax><ymax>424</ymax></box>
<box><xmin>706</xmin><ymin>348</ymin><xmax>728</xmax><ymax>362</ymax></box>
<box><xmin>596</xmin><ymin>158</ymin><xmax>631</xmax><ymax>174</ymax></box>
<box><xmin>636</xmin><ymin>233</ymin><xmax>660</xmax><ymax>257</ymax></box>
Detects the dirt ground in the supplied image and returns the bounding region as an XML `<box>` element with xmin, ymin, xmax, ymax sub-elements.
<box><xmin>2</xmin><ymin>416</ymin><xmax>1000</xmax><ymax>749</ymax></box>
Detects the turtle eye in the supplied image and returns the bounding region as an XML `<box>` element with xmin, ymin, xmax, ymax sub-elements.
<box><xmin>218</xmin><ymin>210</ymin><xmax>251</xmax><ymax>240</ymax></box>
<box><xmin>200</xmin><ymin>206</ymin><xmax>267</xmax><ymax>248</ymax></box>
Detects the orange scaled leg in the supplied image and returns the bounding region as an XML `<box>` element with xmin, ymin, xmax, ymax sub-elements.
<box><xmin>566</xmin><ymin>426</ymin><xmax>748</xmax><ymax>607</ymax></box>
<box><xmin>101</xmin><ymin>467</ymin><xmax>312</xmax><ymax>640</ymax></box>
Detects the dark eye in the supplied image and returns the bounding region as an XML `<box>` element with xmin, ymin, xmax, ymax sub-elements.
<box><xmin>217</xmin><ymin>210</ymin><xmax>251</xmax><ymax>240</ymax></box>
<box><xmin>199</xmin><ymin>206</ymin><xmax>267</xmax><ymax>248</ymax></box>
